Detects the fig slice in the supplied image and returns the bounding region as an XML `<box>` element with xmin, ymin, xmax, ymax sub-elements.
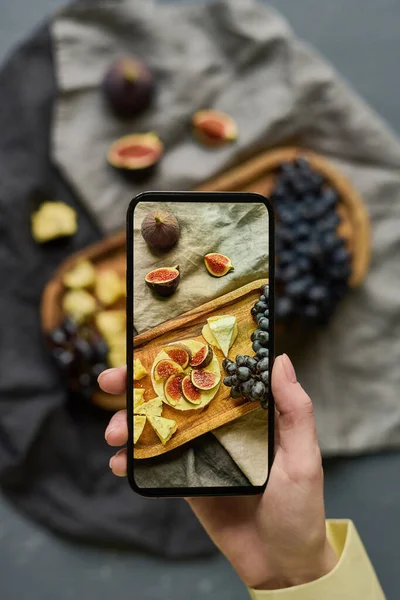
<box><xmin>181</xmin><ymin>375</ymin><xmax>202</xmax><ymax>404</ymax></box>
<box><xmin>189</xmin><ymin>343</ymin><xmax>213</xmax><ymax>369</ymax></box>
<box><xmin>164</xmin><ymin>373</ymin><xmax>185</xmax><ymax>405</ymax></box>
<box><xmin>163</xmin><ymin>343</ymin><xmax>191</xmax><ymax>369</ymax></box>
<box><xmin>153</xmin><ymin>359</ymin><xmax>183</xmax><ymax>382</ymax></box>
<box><xmin>107</xmin><ymin>132</ymin><xmax>163</xmax><ymax>177</ymax></box>
<box><xmin>192</xmin><ymin>110</ymin><xmax>238</xmax><ymax>147</ymax></box>
<box><xmin>190</xmin><ymin>368</ymin><xmax>220</xmax><ymax>391</ymax></box>
<box><xmin>204</xmin><ymin>253</ymin><xmax>234</xmax><ymax>277</ymax></box>
<box><xmin>145</xmin><ymin>265</ymin><xmax>180</xmax><ymax>297</ymax></box>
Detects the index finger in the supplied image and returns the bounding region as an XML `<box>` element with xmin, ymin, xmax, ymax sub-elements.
<box><xmin>98</xmin><ymin>366</ymin><xmax>127</xmax><ymax>395</ymax></box>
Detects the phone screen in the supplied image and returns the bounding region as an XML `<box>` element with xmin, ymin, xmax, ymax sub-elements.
<box><xmin>127</xmin><ymin>192</ymin><xmax>274</xmax><ymax>496</ymax></box>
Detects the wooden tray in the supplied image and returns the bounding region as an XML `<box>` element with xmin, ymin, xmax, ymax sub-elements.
<box><xmin>41</xmin><ymin>146</ymin><xmax>371</xmax><ymax>412</ymax></box>
<box><xmin>133</xmin><ymin>278</ymin><xmax>267</xmax><ymax>459</ymax></box>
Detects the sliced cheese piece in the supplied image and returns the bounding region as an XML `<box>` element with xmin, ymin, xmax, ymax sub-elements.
<box><xmin>148</xmin><ymin>415</ymin><xmax>177</xmax><ymax>445</ymax></box>
<box><xmin>135</xmin><ymin>396</ymin><xmax>163</xmax><ymax>417</ymax></box>
<box><xmin>134</xmin><ymin>416</ymin><xmax>146</xmax><ymax>444</ymax></box>
<box><xmin>62</xmin><ymin>289</ymin><xmax>97</xmax><ymax>324</ymax></box>
<box><xmin>62</xmin><ymin>260</ymin><xmax>96</xmax><ymax>289</ymax></box>
<box><xmin>95</xmin><ymin>269</ymin><xmax>124</xmax><ymax>307</ymax></box>
<box><xmin>207</xmin><ymin>315</ymin><xmax>237</xmax><ymax>357</ymax></box>
<box><xmin>202</xmin><ymin>321</ymin><xmax>238</xmax><ymax>354</ymax></box>
<box><xmin>108</xmin><ymin>346</ymin><xmax>126</xmax><ymax>368</ymax></box>
<box><xmin>134</xmin><ymin>358</ymin><xmax>148</xmax><ymax>381</ymax></box>
<box><xmin>95</xmin><ymin>310</ymin><xmax>126</xmax><ymax>345</ymax></box>
<box><xmin>134</xmin><ymin>388</ymin><xmax>145</xmax><ymax>412</ymax></box>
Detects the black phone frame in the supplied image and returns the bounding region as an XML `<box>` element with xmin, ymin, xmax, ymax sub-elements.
<box><xmin>126</xmin><ymin>191</ymin><xmax>275</xmax><ymax>497</ymax></box>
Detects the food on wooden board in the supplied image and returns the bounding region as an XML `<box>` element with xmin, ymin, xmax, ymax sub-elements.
<box><xmin>148</xmin><ymin>415</ymin><xmax>177</xmax><ymax>445</ymax></box>
<box><xmin>62</xmin><ymin>289</ymin><xmax>97</xmax><ymax>324</ymax></box>
<box><xmin>102</xmin><ymin>57</ymin><xmax>154</xmax><ymax>118</ymax></box>
<box><xmin>135</xmin><ymin>396</ymin><xmax>163</xmax><ymax>417</ymax></box>
<box><xmin>192</xmin><ymin>109</ymin><xmax>237</xmax><ymax>147</ymax></box>
<box><xmin>134</xmin><ymin>358</ymin><xmax>148</xmax><ymax>380</ymax></box>
<box><xmin>141</xmin><ymin>209</ymin><xmax>180</xmax><ymax>250</ymax></box>
<box><xmin>95</xmin><ymin>269</ymin><xmax>124</xmax><ymax>306</ymax></box>
<box><xmin>134</xmin><ymin>388</ymin><xmax>145</xmax><ymax>412</ymax></box>
<box><xmin>188</xmin><ymin>343</ymin><xmax>213</xmax><ymax>368</ymax></box>
<box><xmin>272</xmin><ymin>158</ymin><xmax>351</xmax><ymax>325</ymax></box>
<box><xmin>134</xmin><ymin>416</ymin><xmax>147</xmax><ymax>444</ymax></box>
<box><xmin>164</xmin><ymin>373</ymin><xmax>185</xmax><ymax>406</ymax></box>
<box><xmin>204</xmin><ymin>253</ymin><xmax>234</xmax><ymax>277</ymax></box>
<box><xmin>153</xmin><ymin>359</ymin><xmax>183</xmax><ymax>382</ymax></box>
<box><xmin>181</xmin><ymin>375</ymin><xmax>202</xmax><ymax>404</ymax></box>
<box><xmin>62</xmin><ymin>260</ymin><xmax>96</xmax><ymax>290</ymax></box>
<box><xmin>202</xmin><ymin>315</ymin><xmax>237</xmax><ymax>357</ymax></box>
<box><xmin>95</xmin><ymin>310</ymin><xmax>126</xmax><ymax>345</ymax></box>
<box><xmin>31</xmin><ymin>202</ymin><xmax>77</xmax><ymax>243</ymax></box>
<box><xmin>162</xmin><ymin>343</ymin><xmax>191</xmax><ymax>368</ymax></box>
<box><xmin>223</xmin><ymin>284</ymin><xmax>269</xmax><ymax>409</ymax></box>
<box><xmin>190</xmin><ymin>368</ymin><xmax>220</xmax><ymax>391</ymax></box>
<box><xmin>145</xmin><ymin>265</ymin><xmax>180</xmax><ymax>297</ymax></box>
<box><xmin>107</xmin><ymin>133</ymin><xmax>163</xmax><ymax>178</ymax></box>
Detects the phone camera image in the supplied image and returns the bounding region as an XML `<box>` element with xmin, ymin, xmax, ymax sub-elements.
<box><xmin>128</xmin><ymin>192</ymin><xmax>274</xmax><ymax>495</ymax></box>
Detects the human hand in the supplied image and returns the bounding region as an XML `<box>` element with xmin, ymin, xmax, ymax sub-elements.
<box><xmin>100</xmin><ymin>354</ymin><xmax>338</xmax><ymax>590</ymax></box>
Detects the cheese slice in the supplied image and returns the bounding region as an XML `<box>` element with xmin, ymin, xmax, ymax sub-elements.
<box><xmin>134</xmin><ymin>388</ymin><xmax>145</xmax><ymax>412</ymax></box>
<box><xmin>95</xmin><ymin>310</ymin><xmax>126</xmax><ymax>345</ymax></box>
<box><xmin>135</xmin><ymin>396</ymin><xmax>163</xmax><ymax>417</ymax></box>
<box><xmin>134</xmin><ymin>416</ymin><xmax>146</xmax><ymax>444</ymax></box>
<box><xmin>202</xmin><ymin>321</ymin><xmax>238</xmax><ymax>354</ymax></box>
<box><xmin>207</xmin><ymin>315</ymin><xmax>237</xmax><ymax>357</ymax></box>
<box><xmin>148</xmin><ymin>415</ymin><xmax>177</xmax><ymax>445</ymax></box>
<box><xmin>134</xmin><ymin>358</ymin><xmax>148</xmax><ymax>381</ymax></box>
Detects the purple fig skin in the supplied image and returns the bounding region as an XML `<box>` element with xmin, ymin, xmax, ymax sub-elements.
<box><xmin>145</xmin><ymin>267</ymin><xmax>180</xmax><ymax>297</ymax></box>
<box><xmin>102</xmin><ymin>57</ymin><xmax>154</xmax><ymax>118</ymax></box>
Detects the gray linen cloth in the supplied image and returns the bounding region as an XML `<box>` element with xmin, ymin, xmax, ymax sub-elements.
<box><xmin>51</xmin><ymin>0</ymin><xmax>400</xmax><ymax>478</ymax></box>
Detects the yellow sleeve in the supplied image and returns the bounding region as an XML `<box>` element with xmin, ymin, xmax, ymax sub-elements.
<box><xmin>248</xmin><ymin>520</ymin><xmax>385</xmax><ymax>599</ymax></box>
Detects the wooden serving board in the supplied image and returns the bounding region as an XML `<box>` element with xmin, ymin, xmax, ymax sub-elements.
<box><xmin>133</xmin><ymin>278</ymin><xmax>267</xmax><ymax>459</ymax></box>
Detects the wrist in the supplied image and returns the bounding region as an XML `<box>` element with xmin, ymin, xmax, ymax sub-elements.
<box><xmin>252</xmin><ymin>541</ymin><xmax>338</xmax><ymax>591</ymax></box>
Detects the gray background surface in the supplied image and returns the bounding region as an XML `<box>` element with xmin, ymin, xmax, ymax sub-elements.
<box><xmin>0</xmin><ymin>0</ymin><xmax>398</xmax><ymax>598</ymax></box>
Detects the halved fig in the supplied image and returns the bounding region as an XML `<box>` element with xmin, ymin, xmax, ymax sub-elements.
<box><xmin>163</xmin><ymin>343</ymin><xmax>191</xmax><ymax>369</ymax></box>
<box><xmin>153</xmin><ymin>359</ymin><xmax>183</xmax><ymax>382</ymax></box>
<box><xmin>189</xmin><ymin>343</ymin><xmax>213</xmax><ymax>368</ymax></box>
<box><xmin>107</xmin><ymin>132</ymin><xmax>163</xmax><ymax>178</ymax></box>
<box><xmin>164</xmin><ymin>373</ymin><xmax>185</xmax><ymax>405</ymax></box>
<box><xmin>181</xmin><ymin>375</ymin><xmax>202</xmax><ymax>404</ymax></box>
<box><xmin>190</xmin><ymin>368</ymin><xmax>220</xmax><ymax>391</ymax></box>
<box><xmin>204</xmin><ymin>253</ymin><xmax>234</xmax><ymax>277</ymax></box>
<box><xmin>192</xmin><ymin>110</ymin><xmax>237</xmax><ymax>147</ymax></box>
<box><xmin>145</xmin><ymin>265</ymin><xmax>180</xmax><ymax>297</ymax></box>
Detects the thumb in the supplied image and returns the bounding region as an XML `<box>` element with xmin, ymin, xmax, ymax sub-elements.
<box><xmin>272</xmin><ymin>354</ymin><xmax>318</xmax><ymax>458</ymax></box>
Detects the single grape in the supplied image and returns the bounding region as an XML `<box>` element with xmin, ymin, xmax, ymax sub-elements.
<box><xmin>225</xmin><ymin>362</ymin><xmax>237</xmax><ymax>376</ymax></box>
<box><xmin>240</xmin><ymin>379</ymin><xmax>255</xmax><ymax>398</ymax></box>
<box><xmin>263</xmin><ymin>309</ymin><xmax>269</xmax><ymax>318</ymax></box>
<box><xmin>52</xmin><ymin>348</ymin><xmax>74</xmax><ymax>371</ymax></box>
<box><xmin>256</xmin><ymin>347</ymin><xmax>269</xmax><ymax>360</ymax></box>
<box><xmin>222</xmin><ymin>358</ymin><xmax>229</xmax><ymax>370</ymax></box>
<box><xmin>257</xmin><ymin>357</ymin><xmax>269</xmax><ymax>373</ymax></box>
<box><xmin>260</xmin><ymin>371</ymin><xmax>269</xmax><ymax>386</ymax></box>
<box><xmin>236</xmin><ymin>355</ymin><xmax>246</xmax><ymax>367</ymax></box>
<box><xmin>237</xmin><ymin>366</ymin><xmax>251</xmax><ymax>381</ymax></box>
<box><xmin>74</xmin><ymin>337</ymin><xmax>94</xmax><ymax>362</ymax></box>
<box><xmin>333</xmin><ymin>246</ymin><xmax>351</xmax><ymax>264</ymax></box>
<box><xmin>259</xmin><ymin>294</ymin><xmax>267</xmax><ymax>304</ymax></box>
<box><xmin>230</xmin><ymin>386</ymin><xmax>242</xmax><ymax>399</ymax></box>
<box><xmin>63</xmin><ymin>317</ymin><xmax>79</xmax><ymax>337</ymax></box>
<box><xmin>223</xmin><ymin>376</ymin><xmax>233</xmax><ymax>387</ymax></box>
<box><xmin>256</xmin><ymin>312</ymin><xmax>265</xmax><ymax>325</ymax></box>
<box><xmin>276</xmin><ymin>296</ymin><xmax>294</xmax><ymax>320</ymax></box>
<box><xmin>245</xmin><ymin>357</ymin><xmax>258</xmax><ymax>372</ymax></box>
<box><xmin>252</xmin><ymin>381</ymin><xmax>266</xmax><ymax>400</ymax></box>
<box><xmin>250</xmin><ymin>306</ymin><xmax>259</xmax><ymax>321</ymax></box>
<box><xmin>257</xmin><ymin>331</ymin><xmax>269</xmax><ymax>345</ymax></box>
<box><xmin>308</xmin><ymin>285</ymin><xmax>329</xmax><ymax>303</ymax></box>
<box><xmin>254</xmin><ymin>301</ymin><xmax>268</xmax><ymax>313</ymax></box>
<box><xmin>230</xmin><ymin>375</ymin><xmax>238</xmax><ymax>386</ymax></box>
<box><xmin>252</xmin><ymin>340</ymin><xmax>263</xmax><ymax>353</ymax></box>
<box><xmin>260</xmin><ymin>284</ymin><xmax>269</xmax><ymax>298</ymax></box>
<box><xmin>48</xmin><ymin>327</ymin><xmax>67</xmax><ymax>347</ymax></box>
<box><xmin>251</xmin><ymin>329</ymin><xmax>262</xmax><ymax>342</ymax></box>
<box><xmin>258</xmin><ymin>317</ymin><xmax>269</xmax><ymax>331</ymax></box>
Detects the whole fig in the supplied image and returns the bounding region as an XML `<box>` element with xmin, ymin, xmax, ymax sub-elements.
<box><xmin>102</xmin><ymin>57</ymin><xmax>154</xmax><ymax>118</ymax></box>
<box><xmin>141</xmin><ymin>210</ymin><xmax>180</xmax><ymax>250</ymax></box>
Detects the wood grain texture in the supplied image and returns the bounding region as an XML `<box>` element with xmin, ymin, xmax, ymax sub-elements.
<box><xmin>133</xmin><ymin>278</ymin><xmax>267</xmax><ymax>459</ymax></box>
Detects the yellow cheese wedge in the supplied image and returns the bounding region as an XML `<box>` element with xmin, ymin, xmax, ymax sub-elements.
<box><xmin>95</xmin><ymin>269</ymin><xmax>124</xmax><ymax>307</ymax></box>
<box><xmin>134</xmin><ymin>388</ymin><xmax>145</xmax><ymax>412</ymax></box>
<box><xmin>134</xmin><ymin>416</ymin><xmax>146</xmax><ymax>444</ymax></box>
<box><xmin>207</xmin><ymin>315</ymin><xmax>237</xmax><ymax>357</ymax></box>
<box><xmin>95</xmin><ymin>310</ymin><xmax>126</xmax><ymax>345</ymax></box>
<box><xmin>31</xmin><ymin>202</ymin><xmax>77</xmax><ymax>243</ymax></box>
<box><xmin>148</xmin><ymin>415</ymin><xmax>177</xmax><ymax>445</ymax></box>
<box><xmin>108</xmin><ymin>346</ymin><xmax>126</xmax><ymax>368</ymax></box>
<box><xmin>62</xmin><ymin>289</ymin><xmax>97</xmax><ymax>324</ymax></box>
<box><xmin>134</xmin><ymin>358</ymin><xmax>148</xmax><ymax>381</ymax></box>
<box><xmin>202</xmin><ymin>321</ymin><xmax>238</xmax><ymax>354</ymax></box>
<box><xmin>62</xmin><ymin>260</ymin><xmax>96</xmax><ymax>289</ymax></box>
<box><xmin>135</xmin><ymin>397</ymin><xmax>163</xmax><ymax>417</ymax></box>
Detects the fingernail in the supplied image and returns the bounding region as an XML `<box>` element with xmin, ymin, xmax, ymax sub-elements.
<box><xmin>282</xmin><ymin>354</ymin><xmax>297</xmax><ymax>383</ymax></box>
<box><xmin>105</xmin><ymin>426</ymin><xmax>117</xmax><ymax>441</ymax></box>
<box><xmin>97</xmin><ymin>368</ymin><xmax>113</xmax><ymax>384</ymax></box>
<box><xmin>109</xmin><ymin>456</ymin><xmax>115</xmax><ymax>470</ymax></box>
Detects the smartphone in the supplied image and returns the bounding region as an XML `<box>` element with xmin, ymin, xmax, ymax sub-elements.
<box><xmin>127</xmin><ymin>191</ymin><xmax>274</xmax><ymax>497</ymax></box>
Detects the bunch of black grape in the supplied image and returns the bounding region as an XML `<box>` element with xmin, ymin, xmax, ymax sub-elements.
<box><xmin>222</xmin><ymin>284</ymin><xmax>269</xmax><ymax>409</ymax></box>
<box><xmin>272</xmin><ymin>158</ymin><xmax>352</xmax><ymax>325</ymax></box>
<box><xmin>47</xmin><ymin>318</ymin><xmax>109</xmax><ymax>399</ymax></box>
